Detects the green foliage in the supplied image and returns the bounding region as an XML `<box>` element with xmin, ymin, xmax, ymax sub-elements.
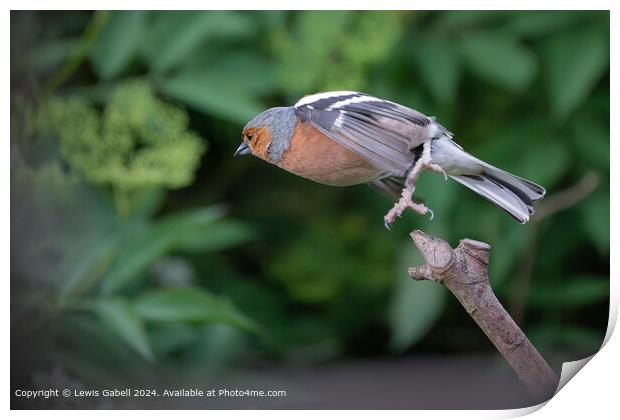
<box><xmin>89</xmin><ymin>11</ymin><xmax>146</xmax><ymax>80</ymax></box>
<box><xmin>94</xmin><ymin>298</ymin><xmax>155</xmax><ymax>362</ymax></box>
<box><xmin>268</xmin><ymin>215</ymin><xmax>394</xmax><ymax>304</ymax></box>
<box><xmin>460</xmin><ymin>32</ymin><xmax>537</xmax><ymax>91</ymax></box>
<box><xmin>133</xmin><ymin>287</ymin><xmax>255</xmax><ymax>330</ymax></box>
<box><xmin>542</xmin><ymin>25</ymin><xmax>609</xmax><ymax>121</ymax></box>
<box><xmin>99</xmin><ymin>207</ymin><xmax>225</xmax><ymax>293</ymax></box>
<box><xmin>11</xmin><ymin>10</ymin><xmax>609</xmax><ymax>389</ymax></box>
<box><xmin>527</xmin><ymin>276</ymin><xmax>609</xmax><ymax>308</ymax></box>
<box><xmin>44</xmin><ymin>82</ymin><xmax>205</xmax><ymax>198</ymax></box>
<box><xmin>272</xmin><ymin>11</ymin><xmax>403</xmax><ymax>94</ymax></box>
<box><xmin>141</xmin><ymin>11</ymin><xmax>254</xmax><ymax>73</ymax></box>
<box><xmin>388</xmin><ymin>243</ymin><xmax>446</xmax><ymax>352</ymax></box>
<box><xmin>413</xmin><ymin>34</ymin><xmax>461</xmax><ymax>103</ymax></box>
<box><xmin>158</xmin><ymin>53</ymin><xmax>273</xmax><ymax>124</ymax></box>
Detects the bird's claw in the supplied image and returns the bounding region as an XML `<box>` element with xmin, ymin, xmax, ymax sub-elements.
<box><xmin>383</xmin><ymin>198</ymin><xmax>434</xmax><ymax>230</ymax></box>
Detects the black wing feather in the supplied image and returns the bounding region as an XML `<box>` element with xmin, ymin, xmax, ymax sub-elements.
<box><xmin>294</xmin><ymin>92</ymin><xmax>434</xmax><ymax>176</ymax></box>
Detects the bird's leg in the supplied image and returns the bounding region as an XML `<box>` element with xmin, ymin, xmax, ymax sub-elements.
<box><xmin>384</xmin><ymin>156</ymin><xmax>443</xmax><ymax>229</ymax></box>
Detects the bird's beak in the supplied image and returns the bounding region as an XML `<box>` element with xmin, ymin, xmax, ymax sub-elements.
<box><xmin>234</xmin><ymin>142</ymin><xmax>251</xmax><ymax>157</ymax></box>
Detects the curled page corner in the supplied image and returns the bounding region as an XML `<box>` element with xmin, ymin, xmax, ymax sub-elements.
<box><xmin>555</xmin><ymin>355</ymin><xmax>595</xmax><ymax>395</ymax></box>
<box><xmin>501</xmin><ymin>355</ymin><xmax>596</xmax><ymax>418</ymax></box>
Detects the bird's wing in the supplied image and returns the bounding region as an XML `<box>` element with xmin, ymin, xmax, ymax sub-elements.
<box><xmin>293</xmin><ymin>91</ymin><xmax>443</xmax><ymax>176</ymax></box>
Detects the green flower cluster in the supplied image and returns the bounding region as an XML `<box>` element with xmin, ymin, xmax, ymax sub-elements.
<box><xmin>44</xmin><ymin>82</ymin><xmax>205</xmax><ymax>194</ymax></box>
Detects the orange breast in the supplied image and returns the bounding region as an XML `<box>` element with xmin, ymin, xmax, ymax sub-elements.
<box><xmin>277</xmin><ymin>121</ymin><xmax>383</xmax><ymax>186</ymax></box>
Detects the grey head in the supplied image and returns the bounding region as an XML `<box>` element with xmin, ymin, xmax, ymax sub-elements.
<box><xmin>234</xmin><ymin>106</ymin><xmax>297</xmax><ymax>162</ymax></box>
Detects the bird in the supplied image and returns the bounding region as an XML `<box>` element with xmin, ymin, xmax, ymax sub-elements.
<box><xmin>234</xmin><ymin>91</ymin><xmax>545</xmax><ymax>229</ymax></box>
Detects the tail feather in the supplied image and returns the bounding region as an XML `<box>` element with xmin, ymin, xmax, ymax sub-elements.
<box><xmin>431</xmin><ymin>138</ymin><xmax>545</xmax><ymax>224</ymax></box>
<box><xmin>450</xmin><ymin>165</ymin><xmax>545</xmax><ymax>224</ymax></box>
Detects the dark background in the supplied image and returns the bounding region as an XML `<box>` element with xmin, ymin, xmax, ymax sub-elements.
<box><xmin>11</xmin><ymin>10</ymin><xmax>610</xmax><ymax>409</ymax></box>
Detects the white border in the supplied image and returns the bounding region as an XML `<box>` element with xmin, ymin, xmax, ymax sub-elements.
<box><xmin>6</xmin><ymin>3</ymin><xmax>617</xmax><ymax>419</ymax></box>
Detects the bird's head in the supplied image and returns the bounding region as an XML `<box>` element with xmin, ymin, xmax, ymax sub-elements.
<box><xmin>235</xmin><ymin>106</ymin><xmax>296</xmax><ymax>163</ymax></box>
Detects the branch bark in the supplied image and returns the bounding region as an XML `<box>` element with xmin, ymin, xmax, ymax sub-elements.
<box><xmin>408</xmin><ymin>230</ymin><xmax>559</xmax><ymax>401</ymax></box>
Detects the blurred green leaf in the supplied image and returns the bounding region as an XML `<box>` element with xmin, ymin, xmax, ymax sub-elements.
<box><xmin>52</xmin><ymin>315</ymin><xmax>149</xmax><ymax>383</ymax></box>
<box><xmin>22</xmin><ymin>39</ymin><xmax>79</xmax><ymax>72</ymax></box>
<box><xmin>388</xmin><ymin>242</ymin><xmax>445</xmax><ymax>352</ymax></box>
<box><xmin>176</xmin><ymin>219</ymin><xmax>254</xmax><ymax>253</ymax></box>
<box><xmin>542</xmin><ymin>26</ymin><xmax>609</xmax><ymax>121</ymax></box>
<box><xmin>157</xmin><ymin>53</ymin><xmax>273</xmax><ymax>123</ymax></box>
<box><xmin>61</xmin><ymin>79</ymin><xmax>134</xmax><ymax>104</ymax></box>
<box><xmin>183</xmin><ymin>325</ymin><xmax>246</xmax><ymax>367</ymax></box>
<box><xmin>413</xmin><ymin>35</ymin><xmax>461</xmax><ymax>103</ymax></box>
<box><xmin>527</xmin><ymin>276</ymin><xmax>608</xmax><ymax>308</ymax></box>
<box><xmin>504</xmin><ymin>11</ymin><xmax>588</xmax><ymax>38</ymax></box>
<box><xmin>148</xmin><ymin>322</ymin><xmax>197</xmax><ymax>357</ymax></box>
<box><xmin>460</xmin><ymin>32</ymin><xmax>536</xmax><ymax>91</ymax></box>
<box><xmin>94</xmin><ymin>298</ymin><xmax>155</xmax><ymax>361</ymax></box>
<box><xmin>142</xmin><ymin>11</ymin><xmax>253</xmax><ymax>72</ymax></box>
<box><xmin>58</xmin><ymin>233</ymin><xmax>119</xmax><ymax>302</ymax></box>
<box><xmin>582</xmin><ymin>188</ymin><xmax>610</xmax><ymax>254</ymax></box>
<box><xmin>489</xmin><ymin>226</ymin><xmax>529</xmax><ymax>284</ymax></box>
<box><xmin>100</xmin><ymin>207</ymin><xmax>224</xmax><ymax>293</ymax></box>
<box><xmin>90</xmin><ymin>11</ymin><xmax>146</xmax><ymax>79</ymax></box>
<box><xmin>529</xmin><ymin>325</ymin><xmax>604</xmax><ymax>353</ymax></box>
<box><xmin>413</xmin><ymin>173</ymin><xmax>459</xmax><ymax>233</ymax></box>
<box><xmin>570</xmin><ymin>114</ymin><xmax>610</xmax><ymax>171</ymax></box>
<box><xmin>518</xmin><ymin>140</ymin><xmax>569</xmax><ymax>187</ymax></box>
<box><xmin>127</xmin><ymin>188</ymin><xmax>166</xmax><ymax>220</ymax></box>
<box><xmin>434</xmin><ymin>11</ymin><xmax>507</xmax><ymax>31</ymax></box>
<box><xmin>133</xmin><ymin>287</ymin><xmax>256</xmax><ymax>331</ymax></box>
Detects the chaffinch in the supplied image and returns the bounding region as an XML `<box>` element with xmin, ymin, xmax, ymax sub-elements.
<box><xmin>235</xmin><ymin>91</ymin><xmax>545</xmax><ymax>229</ymax></box>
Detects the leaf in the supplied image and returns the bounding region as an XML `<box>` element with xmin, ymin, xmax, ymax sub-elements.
<box><xmin>542</xmin><ymin>26</ymin><xmax>609</xmax><ymax>121</ymax></box>
<box><xmin>413</xmin><ymin>35</ymin><xmax>461</xmax><ymax>103</ymax></box>
<box><xmin>142</xmin><ymin>11</ymin><xmax>254</xmax><ymax>72</ymax></box>
<box><xmin>58</xmin><ymin>234</ymin><xmax>118</xmax><ymax>302</ymax></box>
<box><xmin>571</xmin><ymin>114</ymin><xmax>610</xmax><ymax>171</ymax></box>
<box><xmin>94</xmin><ymin>298</ymin><xmax>154</xmax><ymax>361</ymax></box>
<box><xmin>158</xmin><ymin>73</ymin><xmax>263</xmax><ymax>123</ymax></box>
<box><xmin>100</xmin><ymin>206</ymin><xmax>225</xmax><ymax>293</ymax></box>
<box><xmin>435</xmin><ymin>11</ymin><xmax>507</xmax><ymax>31</ymax></box>
<box><xmin>504</xmin><ymin>11</ymin><xmax>589</xmax><ymax>38</ymax></box>
<box><xmin>527</xmin><ymin>276</ymin><xmax>609</xmax><ymax>308</ymax></box>
<box><xmin>157</xmin><ymin>53</ymin><xmax>273</xmax><ymax>123</ymax></box>
<box><xmin>52</xmin><ymin>314</ymin><xmax>150</xmax><ymax>383</ymax></box>
<box><xmin>529</xmin><ymin>325</ymin><xmax>604</xmax><ymax>353</ymax></box>
<box><xmin>183</xmin><ymin>325</ymin><xmax>246</xmax><ymax>367</ymax></box>
<box><xmin>388</xmin><ymin>242</ymin><xmax>445</xmax><ymax>352</ymax></box>
<box><xmin>22</xmin><ymin>38</ymin><xmax>79</xmax><ymax>72</ymax></box>
<box><xmin>517</xmin><ymin>140</ymin><xmax>569</xmax><ymax>187</ymax></box>
<box><xmin>61</xmin><ymin>79</ymin><xmax>135</xmax><ymax>104</ymax></box>
<box><xmin>176</xmin><ymin>219</ymin><xmax>254</xmax><ymax>253</ymax></box>
<box><xmin>489</xmin><ymin>225</ymin><xmax>529</xmax><ymax>284</ymax></box>
<box><xmin>89</xmin><ymin>11</ymin><xmax>146</xmax><ymax>79</ymax></box>
<box><xmin>133</xmin><ymin>287</ymin><xmax>256</xmax><ymax>331</ymax></box>
<box><xmin>148</xmin><ymin>322</ymin><xmax>197</xmax><ymax>357</ymax></box>
<box><xmin>582</xmin><ymin>188</ymin><xmax>610</xmax><ymax>254</ymax></box>
<box><xmin>460</xmin><ymin>32</ymin><xmax>537</xmax><ymax>91</ymax></box>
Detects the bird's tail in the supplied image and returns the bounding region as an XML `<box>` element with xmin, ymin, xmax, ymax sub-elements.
<box><xmin>431</xmin><ymin>139</ymin><xmax>545</xmax><ymax>224</ymax></box>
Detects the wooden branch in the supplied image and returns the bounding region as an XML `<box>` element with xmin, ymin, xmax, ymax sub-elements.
<box><xmin>408</xmin><ymin>230</ymin><xmax>559</xmax><ymax>401</ymax></box>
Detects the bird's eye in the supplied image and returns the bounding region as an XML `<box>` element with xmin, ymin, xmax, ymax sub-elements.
<box><xmin>246</xmin><ymin>132</ymin><xmax>253</xmax><ymax>142</ymax></box>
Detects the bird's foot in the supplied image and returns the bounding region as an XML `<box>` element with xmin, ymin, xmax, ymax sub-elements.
<box><xmin>384</xmin><ymin>197</ymin><xmax>434</xmax><ymax>230</ymax></box>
